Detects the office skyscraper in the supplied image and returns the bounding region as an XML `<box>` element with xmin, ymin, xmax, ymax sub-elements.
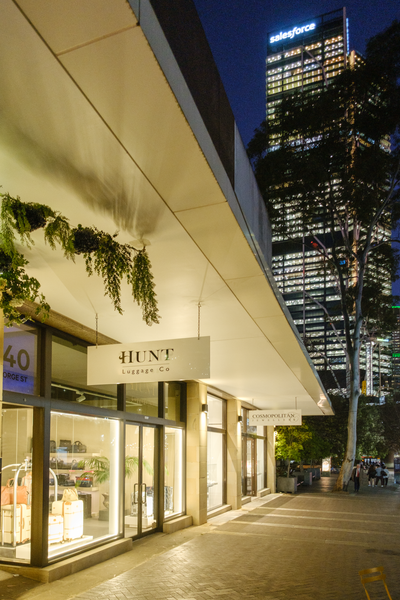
<box><xmin>265</xmin><ymin>8</ymin><xmax>391</xmax><ymax>392</ymax></box>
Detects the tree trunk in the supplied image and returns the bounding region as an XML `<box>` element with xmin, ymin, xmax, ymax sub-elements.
<box><xmin>333</xmin><ymin>336</ymin><xmax>361</xmax><ymax>491</ymax></box>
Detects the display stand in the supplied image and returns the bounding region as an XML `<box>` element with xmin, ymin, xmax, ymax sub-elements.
<box><xmin>1</xmin><ymin>460</ymin><xmax>58</xmax><ymax>548</ymax></box>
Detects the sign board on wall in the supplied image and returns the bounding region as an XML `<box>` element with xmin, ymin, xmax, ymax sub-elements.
<box><xmin>3</xmin><ymin>326</ymin><xmax>37</xmax><ymax>395</ymax></box>
<box><xmin>87</xmin><ymin>337</ymin><xmax>210</xmax><ymax>385</ymax></box>
<box><xmin>248</xmin><ymin>409</ymin><xmax>302</xmax><ymax>426</ymax></box>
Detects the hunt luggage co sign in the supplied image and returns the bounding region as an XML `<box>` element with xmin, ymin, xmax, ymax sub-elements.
<box><xmin>87</xmin><ymin>337</ymin><xmax>210</xmax><ymax>385</ymax></box>
<box><xmin>248</xmin><ymin>409</ymin><xmax>302</xmax><ymax>426</ymax></box>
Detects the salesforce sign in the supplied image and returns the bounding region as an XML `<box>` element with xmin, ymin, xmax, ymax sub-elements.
<box><xmin>270</xmin><ymin>22</ymin><xmax>316</xmax><ymax>44</ymax></box>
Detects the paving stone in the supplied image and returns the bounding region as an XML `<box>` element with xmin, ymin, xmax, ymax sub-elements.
<box><xmin>17</xmin><ymin>474</ymin><xmax>400</xmax><ymax>600</ymax></box>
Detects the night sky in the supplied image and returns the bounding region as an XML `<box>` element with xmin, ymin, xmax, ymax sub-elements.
<box><xmin>193</xmin><ymin>0</ymin><xmax>400</xmax><ymax>147</ymax></box>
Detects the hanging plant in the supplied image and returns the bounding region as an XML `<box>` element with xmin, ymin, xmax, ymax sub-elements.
<box><xmin>0</xmin><ymin>192</ymin><xmax>73</xmax><ymax>257</ymax></box>
<box><xmin>71</xmin><ymin>225</ymin><xmax>133</xmax><ymax>315</ymax></box>
<box><xmin>71</xmin><ymin>226</ymin><xmax>160</xmax><ymax>324</ymax></box>
<box><xmin>131</xmin><ymin>248</ymin><xmax>160</xmax><ymax>326</ymax></box>
<box><xmin>0</xmin><ymin>248</ymin><xmax>50</xmax><ymax>324</ymax></box>
<box><xmin>72</xmin><ymin>224</ymin><xmax>101</xmax><ymax>255</ymax></box>
<box><xmin>0</xmin><ymin>192</ymin><xmax>160</xmax><ymax>326</ymax></box>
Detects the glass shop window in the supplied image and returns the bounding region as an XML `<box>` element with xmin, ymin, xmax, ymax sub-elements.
<box><xmin>126</xmin><ymin>382</ymin><xmax>159</xmax><ymax>417</ymax></box>
<box><xmin>206</xmin><ymin>395</ymin><xmax>226</xmax><ymax>512</ymax></box>
<box><xmin>164</xmin><ymin>428</ymin><xmax>183</xmax><ymax>519</ymax></box>
<box><xmin>0</xmin><ymin>404</ymin><xmax>34</xmax><ymax>563</ymax></box>
<box><xmin>3</xmin><ymin>323</ymin><xmax>38</xmax><ymax>396</ymax></box>
<box><xmin>257</xmin><ymin>436</ymin><xmax>266</xmax><ymax>491</ymax></box>
<box><xmin>207</xmin><ymin>395</ymin><xmax>225</xmax><ymax>429</ymax></box>
<box><xmin>164</xmin><ymin>382</ymin><xmax>181</xmax><ymax>421</ymax></box>
<box><xmin>51</xmin><ymin>335</ymin><xmax>117</xmax><ymax>409</ymax></box>
<box><xmin>207</xmin><ymin>431</ymin><xmax>224</xmax><ymax>511</ymax></box>
<box><xmin>48</xmin><ymin>412</ymin><xmax>121</xmax><ymax>560</ymax></box>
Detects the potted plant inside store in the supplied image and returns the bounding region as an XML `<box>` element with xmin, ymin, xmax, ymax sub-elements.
<box><xmin>275</xmin><ymin>425</ymin><xmax>311</xmax><ymax>493</ymax></box>
<box><xmin>78</xmin><ymin>456</ymin><xmax>153</xmax><ymax>519</ymax></box>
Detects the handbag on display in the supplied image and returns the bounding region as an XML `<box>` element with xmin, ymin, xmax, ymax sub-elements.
<box><xmin>72</xmin><ymin>441</ymin><xmax>87</xmax><ymax>453</ymax></box>
<box><xmin>76</xmin><ymin>475</ymin><xmax>93</xmax><ymax>488</ymax></box>
<box><xmin>1</xmin><ymin>479</ymin><xmax>29</xmax><ymax>504</ymax></box>
<box><xmin>62</xmin><ymin>488</ymin><xmax>79</xmax><ymax>502</ymax></box>
<box><xmin>59</xmin><ymin>440</ymin><xmax>72</xmax><ymax>452</ymax></box>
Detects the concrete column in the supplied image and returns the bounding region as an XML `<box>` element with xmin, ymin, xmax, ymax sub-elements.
<box><xmin>226</xmin><ymin>399</ymin><xmax>242</xmax><ymax>509</ymax></box>
<box><xmin>266</xmin><ymin>425</ymin><xmax>276</xmax><ymax>493</ymax></box>
<box><xmin>186</xmin><ymin>381</ymin><xmax>208</xmax><ymax>525</ymax></box>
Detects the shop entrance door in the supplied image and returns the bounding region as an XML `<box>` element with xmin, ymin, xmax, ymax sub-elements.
<box><xmin>124</xmin><ymin>423</ymin><xmax>158</xmax><ymax>538</ymax></box>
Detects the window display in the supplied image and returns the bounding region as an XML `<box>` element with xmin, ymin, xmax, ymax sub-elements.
<box><xmin>0</xmin><ymin>405</ymin><xmax>34</xmax><ymax>563</ymax></box>
<box><xmin>48</xmin><ymin>412</ymin><xmax>121</xmax><ymax>559</ymax></box>
<box><xmin>164</xmin><ymin>427</ymin><xmax>183</xmax><ymax>519</ymax></box>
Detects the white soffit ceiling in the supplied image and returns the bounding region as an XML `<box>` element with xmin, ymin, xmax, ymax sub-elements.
<box><xmin>0</xmin><ymin>0</ymin><xmax>332</xmax><ymax>415</ymax></box>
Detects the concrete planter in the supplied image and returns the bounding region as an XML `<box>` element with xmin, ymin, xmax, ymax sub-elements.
<box><xmin>277</xmin><ymin>476</ymin><xmax>298</xmax><ymax>493</ymax></box>
<box><xmin>313</xmin><ymin>467</ymin><xmax>321</xmax><ymax>480</ymax></box>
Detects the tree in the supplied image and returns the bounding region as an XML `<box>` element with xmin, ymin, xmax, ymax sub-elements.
<box><xmin>275</xmin><ymin>424</ymin><xmax>311</xmax><ymax>476</ymax></box>
<box><xmin>249</xmin><ymin>22</ymin><xmax>400</xmax><ymax>490</ymax></box>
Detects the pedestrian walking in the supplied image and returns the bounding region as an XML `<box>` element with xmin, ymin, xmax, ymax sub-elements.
<box><xmin>351</xmin><ymin>461</ymin><xmax>362</xmax><ymax>492</ymax></box>
<box><xmin>368</xmin><ymin>463</ymin><xmax>377</xmax><ymax>486</ymax></box>
<box><xmin>375</xmin><ymin>464</ymin><xmax>382</xmax><ymax>487</ymax></box>
<box><xmin>381</xmin><ymin>465</ymin><xmax>389</xmax><ymax>487</ymax></box>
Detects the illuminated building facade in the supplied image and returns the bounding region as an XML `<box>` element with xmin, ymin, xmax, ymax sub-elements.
<box><xmin>266</xmin><ymin>8</ymin><xmax>392</xmax><ymax>391</ymax></box>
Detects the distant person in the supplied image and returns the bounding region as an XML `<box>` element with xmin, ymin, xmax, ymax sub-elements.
<box><xmin>351</xmin><ymin>461</ymin><xmax>362</xmax><ymax>492</ymax></box>
<box><xmin>381</xmin><ymin>465</ymin><xmax>389</xmax><ymax>487</ymax></box>
<box><xmin>375</xmin><ymin>464</ymin><xmax>382</xmax><ymax>487</ymax></box>
<box><xmin>368</xmin><ymin>463</ymin><xmax>377</xmax><ymax>486</ymax></box>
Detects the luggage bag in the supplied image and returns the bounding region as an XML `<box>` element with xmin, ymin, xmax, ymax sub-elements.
<box><xmin>52</xmin><ymin>500</ymin><xmax>84</xmax><ymax>541</ymax></box>
<box><xmin>48</xmin><ymin>515</ymin><xmax>63</xmax><ymax>544</ymax></box>
<box><xmin>1</xmin><ymin>503</ymin><xmax>31</xmax><ymax>545</ymax></box>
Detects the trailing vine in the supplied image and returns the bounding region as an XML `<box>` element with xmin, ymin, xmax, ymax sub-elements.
<box><xmin>0</xmin><ymin>192</ymin><xmax>160</xmax><ymax>326</ymax></box>
<box><xmin>132</xmin><ymin>249</ymin><xmax>160</xmax><ymax>325</ymax></box>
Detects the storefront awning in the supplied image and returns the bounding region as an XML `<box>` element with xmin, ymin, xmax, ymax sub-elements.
<box><xmin>0</xmin><ymin>0</ymin><xmax>332</xmax><ymax>415</ymax></box>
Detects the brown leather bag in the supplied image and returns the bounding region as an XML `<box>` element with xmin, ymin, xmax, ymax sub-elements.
<box><xmin>2</xmin><ymin>479</ymin><xmax>29</xmax><ymax>505</ymax></box>
<box><xmin>1</xmin><ymin>484</ymin><xmax>12</xmax><ymax>505</ymax></box>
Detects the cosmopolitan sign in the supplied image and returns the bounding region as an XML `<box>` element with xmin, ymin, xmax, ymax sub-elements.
<box><xmin>87</xmin><ymin>337</ymin><xmax>210</xmax><ymax>385</ymax></box>
<box><xmin>248</xmin><ymin>409</ymin><xmax>302</xmax><ymax>426</ymax></box>
<box><xmin>270</xmin><ymin>22</ymin><xmax>316</xmax><ymax>44</ymax></box>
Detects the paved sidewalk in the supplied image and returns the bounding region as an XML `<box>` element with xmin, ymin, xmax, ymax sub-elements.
<box><xmin>3</xmin><ymin>473</ymin><xmax>400</xmax><ymax>600</ymax></box>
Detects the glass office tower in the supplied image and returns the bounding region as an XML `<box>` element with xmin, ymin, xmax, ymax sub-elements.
<box><xmin>266</xmin><ymin>9</ymin><xmax>391</xmax><ymax>392</ymax></box>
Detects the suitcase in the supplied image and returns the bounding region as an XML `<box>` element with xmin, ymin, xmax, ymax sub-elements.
<box><xmin>48</xmin><ymin>515</ymin><xmax>63</xmax><ymax>544</ymax></box>
<box><xmin>1</xmin><ymin>504</ymin><xmax>31</xmax><ymax>545</ymax></box>
<box><xmin>52</xmin><ymin>500</ymin><xmax>83</xmax><ymax>541</ymax></box>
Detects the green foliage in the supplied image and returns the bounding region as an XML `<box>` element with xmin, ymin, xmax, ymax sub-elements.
<box><xmin>0</xmin><ymin>193</ymin><xmax>160</xmax><ymax>326</ymax></box>
<box><xmin>304</xmin><ymin>394</ymin><xmax>384</xmax><ymax>462</ymax></box>
<box><xmin>78</xmin><ymin>455</ymin><xmax>153</xmax><ymax>484</ymax></box>
<box><xmin>275</xmin><ymin>424</ymin><xmax>312</xmax><ymax>475</ymax></box>
<box><xmin>131</xmin><ymin>249</ymin><xmax>160</xmax><ymax>326</ymax></box>
<box><xmin>72</xmin><ymin>225</ymin><xmax>133</xmax><ymax>315</ymax></box>
<box><xmin>0</xmin><ymin>248</ymin><xmax>50</xmax><ymax>324</ymax></box>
